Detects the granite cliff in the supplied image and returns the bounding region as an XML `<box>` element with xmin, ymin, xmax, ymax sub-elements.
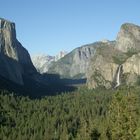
<box><xmin>0</xmin><ymin>18</ymin><xmax>36</xmax><ymax>85</ymax></box>
<box><xmin>87</xmin><ymin>23</ymin><xmax>140</xmax><ymax>89</ymax></box>
<box><xmin>48</xmin><ymin>42</ymin><xmax>110</xmax><ymax>78</ymax></box>
<box><xmin>116</xmin><ymin>23</ymin><xmax>140</xmax><ymax>52</ymax></box>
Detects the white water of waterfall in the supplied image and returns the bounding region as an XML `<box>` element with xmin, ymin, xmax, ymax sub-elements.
<box><xmin>115</xmin><ymin>65</ymin><xmax>121</xmax><ymax>88</ymax></box>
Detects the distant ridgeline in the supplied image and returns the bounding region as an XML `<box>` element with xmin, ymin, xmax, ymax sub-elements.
<box><xmin>31</xmin><ymin>51</ymin><xmax>67</xmax><ymax>74</ymax></box>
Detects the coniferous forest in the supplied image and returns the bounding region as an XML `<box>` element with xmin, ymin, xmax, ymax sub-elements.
<box><xmin>1</xmin><ymin>86</ymin><xmax>140</xmax><ymax>140</ymax></box>
<box><xmin>1</xmin><ymin>1</ymin><xmax>140</xmax><ymax>140</ymax></box>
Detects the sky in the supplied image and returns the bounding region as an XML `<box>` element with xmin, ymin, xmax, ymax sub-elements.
<box><xmin>0</xmin><ymin>0</ymin><xmax>140</xmax><ymax>56</ymax></box>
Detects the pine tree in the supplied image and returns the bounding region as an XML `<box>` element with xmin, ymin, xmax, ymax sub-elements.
<box><xmin>108</xmin><ymin>91</ymin><xmax>139</xmax><ymax>140</ymax></box>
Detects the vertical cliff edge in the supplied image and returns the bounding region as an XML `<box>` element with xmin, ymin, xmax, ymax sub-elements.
<box><xmin>0</xmin><ymin>18</ymin><xmax>37</xmax><ymax>85</ymax></box>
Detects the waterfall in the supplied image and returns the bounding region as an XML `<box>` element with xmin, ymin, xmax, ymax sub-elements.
<box><xmin>114</xmin><ymin>65</ymin><xmax>122</xmax><ymax>88</ymax></box>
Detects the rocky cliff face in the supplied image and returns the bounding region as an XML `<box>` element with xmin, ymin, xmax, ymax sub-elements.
<box><xmin>48</xmin><ymin>42</ymin><xmax>105</xmax><ymax>78</ymax></box>
<box><xmin>86</xmin><ymin>42</ymin><xmax>120</xmax><ymax>88</ymax></box>
<box><xmin>0</xmin><ymin>18</ymin><xmax>36</xmax><ymax>85</ymax></box>
<box><xmin>116</xmin><ymin>23</ymin><xmax>140</xmax><ymax>52</ymax></box>
<box><xmin>122</xmin><ymin>53</ymin><xmax>140</xmax><ymax>85</ymax></box>
<box><xmin>87</xmin><ymin>23</ymin><xmax>140</xmax><ymax>89</ymax></box>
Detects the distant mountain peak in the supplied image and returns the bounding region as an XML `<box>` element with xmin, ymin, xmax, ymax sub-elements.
<box><xmin>31</xmin><ymin>51</ymin><xmax>67</xmax><ymax>73</ymax></box>
<box><xmin>100</xmin><ymin>39</ymin><xmax>110</xmax><ymax>43</ymax></box>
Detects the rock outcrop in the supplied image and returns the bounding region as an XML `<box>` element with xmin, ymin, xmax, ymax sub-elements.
<box><xmin>87</xmin><ymin>23</ymin><xmax>140</xmax><ymax>89</ymax></box>
<box><xmin>0</xmin><ymin>18</ymin><xmax>36</xmax><ymax>85</ymax></box>
<box><xmin>122</xmin><ymin>53</ymin><xmax>140</xmax><ymax>85</ymax></box>
<box><xmin>116</xmin><ymin>23</ymin><xmax>140</xmax><ymax>52</ymax></box>
<box><xmin>86</xmin><ymin>41</ymin><xmax>120</xmax><ymax>88</ymax></box>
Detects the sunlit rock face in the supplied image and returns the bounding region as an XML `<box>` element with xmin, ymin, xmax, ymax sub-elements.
<box><xmin>0</xmin><ymin>18</ymin><xmax>36</xmax><ymax>85</ymax></box>
<box><xmin>116</xmin><ymin>23</ymin><xmax>140</xmax><ymax>52</ymax></box>
<box><xmin>0</xmin><ymin>18</ymin><xmax>17</xmax><ymax>60</ymax></box>
<box><xmin>122</xmin><ymin>53</ymin><xmax>140</xmax><ymax>85</ymax></box>
<box><xmin>48</xmin><ymin>42</ymin><xmax>102</xmax><ymax>78</ymax></box>
<box><xmin>87</xmin><ymin>23</ymin><xmax>140</xmax><ymax>89</ymax></box>
<box><xmin>86</xmin><ymin>42</ymin><xmax>119</xmax><ymax>89</ymax></box>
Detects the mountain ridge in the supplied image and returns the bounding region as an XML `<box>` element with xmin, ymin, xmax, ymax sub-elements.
<box><xmin>47</xmin><ymin>41</ymin><xmax>116</xmax><ymax>78</ymax></box>
<box><xmin>0</xmin><ymin>18</ymin><xmax>140</xmax><ymax>93</ymax></box>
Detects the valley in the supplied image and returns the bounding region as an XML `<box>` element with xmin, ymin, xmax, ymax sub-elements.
<box><xmin>1</xmin><ymin>86</ymin><xmax>140</xmax><ymax>140</ymax></box>
<box><xmin>0</xmin><ymin>17</ymin><xmax>140</xmax><ymax>140</ymax></box>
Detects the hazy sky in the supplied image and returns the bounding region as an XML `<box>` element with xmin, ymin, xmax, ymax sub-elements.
<box><xmin>0</xmin><ymin>0</ymin><xmax>140</xmax><ymax>55</ymax></box>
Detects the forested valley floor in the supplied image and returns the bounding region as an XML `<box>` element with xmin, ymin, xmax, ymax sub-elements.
<box><xmin>1</xmin><ymin>86</ymin><xmax>140</xmax><ymax>140</ymax></box>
